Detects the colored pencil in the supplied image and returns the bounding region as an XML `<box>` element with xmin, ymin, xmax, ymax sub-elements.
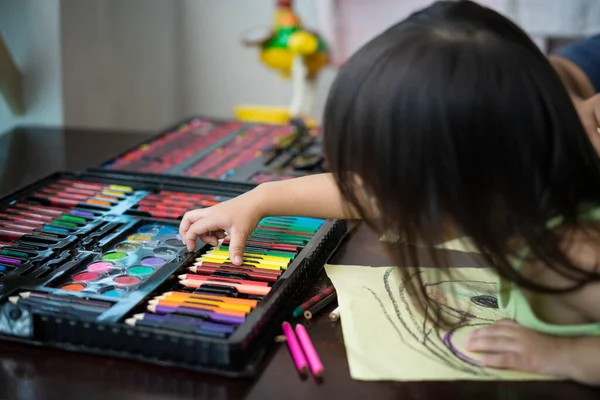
<box><xmin>147</xmin><ymin>304</ymin><xmax>245</xmax><ymax>325</ymax></box>
<box><xmin>179</xmin><ymin>279</ymin><xmax>271</xmax><ymax>296</ymax></box>
<box><xmin>292</xmin><ymin>286</ymin><xmax>336</xmax><ymax>318</ymax></box>
<box><xmin>125</xmin><ymin>317</ymin><xmax>228</xmax><ymax>338</ymax></box>
<box><xmin>295</xmin><ymin>324</ymin><xmax>324</xmax><ymax>377</ymax></box>
<box><xmin>178</xmin><ymin>274</ymin><xmax>269</xmax><ymax>287</ymax></box>
<box><xmin>131</xmin><ymin>313</ymin><xmax>235</xmax><ymax>333</ymax></box>
<box><xmin>304</xmin><ymin>292</ymin><xmax>337</xmax><ymax>320</ymax></box>
<box><xmin>329</xmin><ymin>307</ymin><xmax>341</xmax><ymax>322</ymax></box>
<box><xmin>282</xmin><ymin>321</ymin><xmax>308</xmax><ymax>375</ymax></box>
<box><xmin>188</xmin><ymin>264</ymin><xmax>280</xmax><ymax>283</ymax></box>
<box><xmin>148</xmin><ymin>299</ymin><xmax>248</xmax><ymax>317</ymax></box>
<box><xmin>162</xmin><ymin>291</ymin><xmax>258</xmax><ymax>307</ymax></box>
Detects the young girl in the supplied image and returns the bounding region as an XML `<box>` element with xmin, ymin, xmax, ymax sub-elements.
<box><xmin>180</xmin><ymin>0</ymin><xmax>600</xmax><ymax>385</ymax></box>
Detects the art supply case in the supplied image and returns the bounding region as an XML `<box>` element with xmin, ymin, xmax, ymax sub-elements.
<box><xmin>92</xmin><ymin>116</ymin><xmax>327</xmax><ymax>184</ymax></box>
<box><xmin>0</xmin><ymin>171</ymin><xmax>346</xmax><ymax>376</ymax></box>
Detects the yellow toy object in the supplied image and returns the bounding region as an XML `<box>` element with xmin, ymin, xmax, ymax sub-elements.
<box><xmin>236</xmin><ymin>0</ymin><xmax>329</xmax><ymax>124</ymax></box>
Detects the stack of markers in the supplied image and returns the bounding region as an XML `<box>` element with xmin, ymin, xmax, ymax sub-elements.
<box><xmin>128</xmin><ymin>216</ymin><xmax>325</xmax><ymax>338</ymax></box>
<box><xmin>32</xmin><ymin>179</ymin><xmax>133</xmax><ymax>209</ymax></box>
<box><xmin>136</xmin><ymin>191</ymin><xmax>230</xmax><ymax>219</ymax></box>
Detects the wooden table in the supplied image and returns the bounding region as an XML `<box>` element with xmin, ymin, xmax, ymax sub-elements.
<box><xmin>0</xmin><ymin>126</ymin><xmax>599</xmax><ymax>399</ymax></box>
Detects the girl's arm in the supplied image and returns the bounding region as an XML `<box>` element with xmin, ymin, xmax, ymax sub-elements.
<box><xmin>179</xmin><ymin>173</ymin><xmax>360</xmax><ymax>263</ymax></box>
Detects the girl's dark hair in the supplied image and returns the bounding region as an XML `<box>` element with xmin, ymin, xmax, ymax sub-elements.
<box><xmin>323</xmin><ymin>0</ymin><xmax>600</xmax><ymax>324</ymax></box>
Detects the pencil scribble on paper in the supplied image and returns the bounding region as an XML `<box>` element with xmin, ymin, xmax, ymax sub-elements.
<box><xmin>363</xmin><ymin>268</ymin><xmax>505</xmax><ymax>377</ymax></box>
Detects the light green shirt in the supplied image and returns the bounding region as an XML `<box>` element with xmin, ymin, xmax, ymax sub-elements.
<box><xmin>498</xmin><ymin>205</ymin><xmax>600</xmax><ymax>336</ymax></box>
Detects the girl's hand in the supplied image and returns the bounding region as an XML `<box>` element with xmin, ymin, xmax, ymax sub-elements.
<box><xmin>465</xmin><ymin>319</ymin><xmax>571</xmax><ymax>377</ymax></box>
<box><xmin>179</xmin><ymin>190</ymin><xmax>265</xmax><ymax>264</ymax></box>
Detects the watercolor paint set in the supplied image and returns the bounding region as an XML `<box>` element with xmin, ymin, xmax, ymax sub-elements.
<box><xmin>96</xmin><ymin>116</ymin><xmax>326</xmax><ymax>183</ymax></box>
<box><xmin>0</xmin><ymin>171</ymin><xmax>346</xmax><ymax>375</ymax></box>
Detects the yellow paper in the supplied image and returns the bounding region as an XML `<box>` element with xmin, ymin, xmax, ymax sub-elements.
<box><xmin>325</xmin><ymin>264</ymin><xmax>557</xmax><ymax>381</ymax></box>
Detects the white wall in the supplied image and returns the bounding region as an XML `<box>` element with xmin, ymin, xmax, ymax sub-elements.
<box><xmin>178</xmin><ymin>0</ymin><xmax>336</xmax><ymax>122</ymax></box>
<box><xmin>60</xmin><ymin>0</ymin><xmax>184</xmax><ymax>131</ymax></box>
<box><xmin>0</xmin><ymin>0</ymin><xmax>63</xmax><ymax>134</ymax></box>
<box><xmin>59</xmin><ymin>0</ymin><xmax>335</xmax><ymax>131</ymax></box>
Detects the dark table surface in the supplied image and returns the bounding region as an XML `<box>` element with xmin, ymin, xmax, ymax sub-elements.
<box><xmin>1</xmin><ymin>126</ymin><xmax>599</xmax><ymax>400</ymax></box>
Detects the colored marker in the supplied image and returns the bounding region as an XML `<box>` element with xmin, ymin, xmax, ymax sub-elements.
<box><xmin>295</xmin><ymin>324</ymin><xmax>324</xmax><ymax>377</ymax></box>
<box><xmin>304</xmin><ymin>292</ymin><xmax>337</xmax><ymax>320</ymax></box>
<box><xmin>292</xmin><ymin>286</ymin><xmax>336</xmax><ymax>318</ymax></box>
<box><xmin>129</xmin><ymin>313</ymin><xmax>234</xmax><ymax>334</ymax></box>
<box><xmin>179</xmin><ymin>279</ymin><xmax>271</xmax><ymax>296</ymax></box>
<box><xmin>178</xmin><ymin>274</ymin><xmax>269</xmax><ymax>287</ymax></box>
<box><xmin>282</xmin><ymin>321</ymin><xmax>308</xmax><ymax>375</ymax></box>
<box><xmin>154</xmin><ymin>294</ymin><xmax>252</xmax><ymax>313</ymax></box>
<box><xmin>147</xmin><ymin>304</ymin><xmax>245</xmax><ymax>325</ymax></box>
<box><xmin>161</xmin><ymin>291</ymin><xmax>258</xmax><ymax>307</ymax></box>
<box><xmin>195</xmin><ymin>258</ymin><xmax>283</xmax><ymax>271</ymax></box>
<box><xmin>148</xmin><ymin>299</ymin><xmax>247</xmax><ymax>317</ymax></box>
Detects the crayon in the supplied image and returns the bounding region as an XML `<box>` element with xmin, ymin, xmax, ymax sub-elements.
<box><xmin>295</xmin><ymin>324</ymin><xmax>324</xmax><ymax>377</ymax></box>
<box><xmin>292</xmin><ymin>286</ymin><xmax>336</xmax><ymax>318</ymax></box>
<box><xmin>130</xmin><ymin>313</ymin><xmax>235</xmax><ymax>333</ymax></box>
<box><xmin>178</xmin><ymin>274</ymin><xmax>269</xmax><ymax>287</ymax></box>
<box><xmin>148</xmin><ymin>299</ymin><xmax>247</xmax><ymax>317</ymax></box>
<box><xmin>304</xmin><ymin>292</ymin><xmax>337</xmax><ymax>320</ymax></box>
<box><xmin>282</xmin><ymin>321</ymin><xmax>308</xmax><ymax>375</ymax></box>
<box><xmin>179</xmin><ymin>279</ymin><xmax>271</xmax><ymax>296</ymax></box>
<box><xmin>161</xmin><ymin>291</ymin><xmax>258</xmax><ymax>307</ymax></box>
<box><xmin>147</xmin><ymin>304</ymin><xmax>245</xmax><ymax>325</ymax></box>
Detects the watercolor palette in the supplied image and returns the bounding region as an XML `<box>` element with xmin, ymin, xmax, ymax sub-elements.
<box><xmin>53</xmin><ymin>223</ymin><xmax>185</xmax><ymax>298</ymax></box>
<box><xmin>96</xmin><ymin>116</ymin><xmax>326</xmax><ymax>183</ymax></box>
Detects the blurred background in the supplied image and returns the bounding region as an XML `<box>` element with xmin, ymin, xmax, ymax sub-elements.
<box><xmin>1</xmin><ymin>0</ymin><xmax>600</xmax><ymax>135</ymax></box>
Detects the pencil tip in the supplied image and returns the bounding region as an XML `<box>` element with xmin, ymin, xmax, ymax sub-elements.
<box><xmin>8</xmin><ymin>296</ymin><xmax>18</xmax><ymax>304</ymax></box>
<box><xmin>125</xmin><ymin>318</ymin><xmax>136</xmax><ymax>326</ymax></box>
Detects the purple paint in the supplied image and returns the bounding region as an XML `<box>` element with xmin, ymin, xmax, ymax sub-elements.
<box><xmin>70</xmin><ymin>210</ymin><xmax>95</xmax><ymax>218</ymax></box>
<box><xmin>0</xmin><ymin>256</ymin><xmax>21</xmax><ymax>265</ymax></box>
<box><xmin>140</xmin><ymin>313</ymin><xmax>235</xmax><ymax>333</ymax></box>
<box><xmin>140</xmin><ymin>256</ymin><xmax>166</xmax><ymax>267</ymax></box>
<box><xmin>153</xmin><ymin>305</ymin><xmax>244</xmax><ymax>325</ymax></box>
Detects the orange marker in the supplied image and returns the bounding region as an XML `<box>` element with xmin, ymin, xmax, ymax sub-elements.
<box><xmin>162</xmin><ymin>291</ymin><xmax>258</xmax><ymax>307</ymax></box>
<box><xmin>154</xmin><ymin>294</ymin><xmax>252</xmax><ymax>313</ymax></box>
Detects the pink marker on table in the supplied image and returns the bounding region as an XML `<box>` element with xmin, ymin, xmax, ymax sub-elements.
<box><xmin>295</xmin><ymin>324</ymin><xmax>324</xmax><ymax>377</ymax></box>
<box><xmin>282</xmin><ymin>321</ymin><xmax>308</xmax><ymax>375</ymax></box>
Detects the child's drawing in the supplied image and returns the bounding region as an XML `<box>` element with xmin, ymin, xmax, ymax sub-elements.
<box><xmin>325</xmin><ymin>264</ymin><xmax>555</xmax><ymax>381</ymax></box>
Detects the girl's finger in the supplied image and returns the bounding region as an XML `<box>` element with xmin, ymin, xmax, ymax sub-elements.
<box><xmin>184</xmin><ymin>220</ymin><xmax>226</xmax><ymax>252</ymax></box>
<box><xmin>465</xmin><ymin>336</ymin><xmax>519</xmax><ymax>353</ymax></box>
<box><xmin>179</xmin><ymin>210</ymin><xmax>205</xmax><ymax>239</ymax></box>
<box><xmin>480</xmin><ymin>353</ymin><xmax>520</xmax><ymax>370</ymax></box>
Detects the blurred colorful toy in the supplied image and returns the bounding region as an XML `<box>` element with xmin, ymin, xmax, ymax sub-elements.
<box><xmin>236</xmin><ymin>0</ymin><xmax>329</xmax><ymax>124</ymax></box>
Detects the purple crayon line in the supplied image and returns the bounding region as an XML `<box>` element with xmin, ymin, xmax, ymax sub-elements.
<box><xmin>147</xmin><ymin>304</ymin><xmax>245</xmax><ymax>325</ymax></box>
